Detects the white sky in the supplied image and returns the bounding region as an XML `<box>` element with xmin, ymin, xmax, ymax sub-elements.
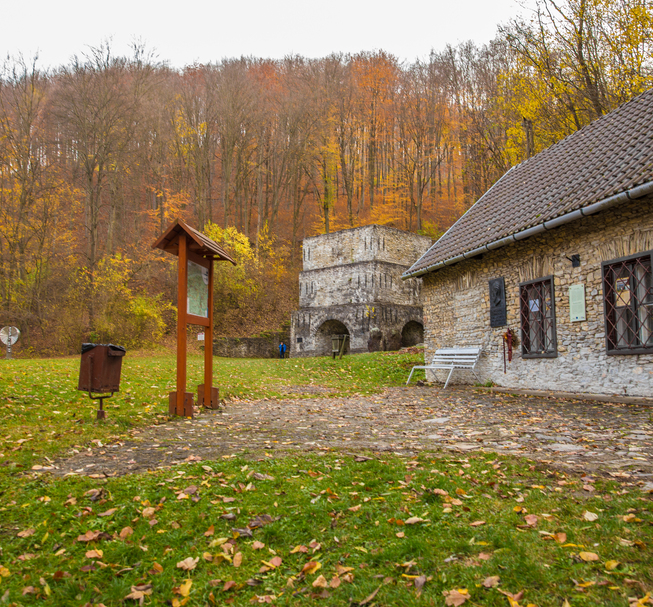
<box><xmin>2</xmin><ymin>0</ymin><xmax>524</xmax><ymax>70</ymax></box>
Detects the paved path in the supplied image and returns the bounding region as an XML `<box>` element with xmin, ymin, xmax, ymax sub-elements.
<box><xmin>51</xmin><ymin>387</ymin><xmax>653</xmax><ymax>482</ymax></box>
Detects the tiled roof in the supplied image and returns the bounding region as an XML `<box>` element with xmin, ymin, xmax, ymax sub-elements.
<box><xmin>405</xmin><ymin>89</ymin><xmax>653</xmax><ymax>277</ymax></box>
<box><xmin>152</xmin><ymin>219</ymin><xmax>236</xmax><ymax>264</ymax></box>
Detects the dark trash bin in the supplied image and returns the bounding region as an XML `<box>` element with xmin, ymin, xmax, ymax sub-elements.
<box><xmin>78</xmin><ymin>343</ymin><xmax>126</xmax><ymax>394</ymax></box>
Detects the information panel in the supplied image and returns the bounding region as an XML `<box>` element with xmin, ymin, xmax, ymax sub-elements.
<box><xmin>489</xmin><ymin>278</ymin><xmax>507</xmax><ymax>327</ymax></box>
<box><xmin>569</xmin><ymin>283</ymin><xmax>586</xmax><ymax>322</ymax></box>
<box><xmin>187</xmin><ymin>261</ymin><xmax>209</xmax><ymax>318</ymax></box>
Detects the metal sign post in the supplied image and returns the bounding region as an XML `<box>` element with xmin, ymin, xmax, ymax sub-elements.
<box><xmin>0</xmin><ymin>327</ymin><xmax>20</xmax><ymax>359</ymax></box>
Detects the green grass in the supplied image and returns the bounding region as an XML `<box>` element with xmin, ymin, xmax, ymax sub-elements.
<box><xmin>1</xmin><ymin>352</ymin><xmax>651</xmax><ymax>606</ymax></box>
<box><xmin>0</xmin><ymin>351</ymin><xmax>423</xmax><ymax>471</ymax></box>
<box><xmin>0</xmin><ymin>454</ymin><xmax>651</xmax><ymax>606</ymax></box>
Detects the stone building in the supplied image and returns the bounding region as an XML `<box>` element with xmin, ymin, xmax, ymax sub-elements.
<box><xmin>291</xmin><ymin>225</ymin><xmax>432</xmax><ymax>357</ymax></box>
<box><xmin>404</xmin><ymin>89</ymin><xmax>653</xmax><ymax>397</ymax></box>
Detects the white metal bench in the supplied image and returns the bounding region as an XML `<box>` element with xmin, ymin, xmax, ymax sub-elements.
<box><xmin>406</xmin><ymin>347</ymin><xmax>482</xmax><ymax>389</ymax></box>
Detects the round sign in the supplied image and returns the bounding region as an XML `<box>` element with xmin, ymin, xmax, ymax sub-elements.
<box><xmin>0</xmin><ymin>326</ymin><xmax>20</xmax><ymax>346</ymax></box>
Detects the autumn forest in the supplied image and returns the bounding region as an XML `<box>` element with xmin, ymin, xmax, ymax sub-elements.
<box><xmin>1</xmin><ymin>0</ymin><xmax>652</xmax><ymax>354</ymax></box>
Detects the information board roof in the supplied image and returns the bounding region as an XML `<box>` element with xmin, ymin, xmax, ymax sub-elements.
<box><xmin>152</xmin><ymin>219</ymin><xmax>236</xmax><ymax>264</ymax></box>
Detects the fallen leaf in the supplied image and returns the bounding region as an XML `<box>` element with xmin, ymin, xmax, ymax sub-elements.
<box><xmin>335</xmin><ymin>565</ymin><xmax>354</xmax><ymax>575</ymax></box>
<box><xmin>119</xmin><ymin>526</ymin><xmax>134</xmax><ymax>540</ymax></box>
<box><xmin>290</xmin><ymin>545</ymin><xmax>308</xmax><ymax>554</ymax></box>
<box><xmin>605</xmin><ymin>560</ymin><xmax>620</xmax><ymax>571</ymax></box>
<box><xmin>17</xmin><ymin>528</ymin><xmax>35</xmax><ymax>538</ymax></box>
<box><xmin>233</xmin><ymin>552</ymin><xmax>243</xmax><ymax>568</ymax></box>
<box><xmin>330</xmin><ymin>576</ymin><xmax>341</xmax><ymax>589</ymax></box>
<box><xmin>524</xmin><ymin>515</ymin><xmax>538</xmax><ymax>527</ymax></box>
<box><xmin>142</xmin><ymin>507</ymin><xmax>156</xmax><ymax>519</ymax></box>
<box><xmin>301</xmin><ymin>561</ymin><xmax>321</xmax><ymax>575</ymax></box>
<box><xmin>470</xmin><ymin>521</ymin><xmax>486</xmax><ymax>527</ymax></box>
<box><xmin>483</xmin><ymin>576</ymin><xmax>500</xmax><ymax>588</ymax></box>
<box><xmin>179</xmin><ymin>579</ymin><xmax>192</xmax><ymax>597</ymax></box>
<box><xmin>261</xmin><ymin>556</ymin><xmax>282</xmax><ymax>569</ymax></box>
<box><xmin>177</xmin><ymin>557</ymin><xmax>199</xmax><ymax>571</ymax></box>
<box><xmin>312</xmin><ymin>575</ymin><xmax>328</xmax><ymax>588</ymax></box>
<box><xmin>579</xmin><ymin>552</ymin><xmax>600</xmax><ymax>562</ymax></box>
<box><xmin>85</xmin><ymin>550</ymin><xmax>103</xmax><ymax>559</ymax></box>
<box><xmin>98</xmin><ymin>508</ymin><xmax>117</xmax><ymax>517</ymax></box>
<box><xmin>414</xmin><ymin>575</ymin><xmax>427</xmax><ymax>592</ymax></box>
<box><xmin>252</xmin><ymin>541</ymin><xmax>265</xmax><ymax>550</ymax></box>
<box><xmin>205</xmin><ymin>525</ymin><xmax>215</xmax><ymax>537</ymax></box>
<box><xmin>348</xmin><ymin>504</ymin><xmax>362</xmax><ymax>512</ymax></box>
<box><xmin>149</xmin><ymin>562</ymin><xmax>164</xmax><ymax>574</ymax></box>
<box><xmin>396</xmin><ymin>531</ymin><xmax>405</xmax><ymax>538</ymax></box>
<box><xmin>405</xmin><ymin>517</ymin><xmax>426</xmax><ymax>525</ymax></box>
<box><xmin>223</xmin><ymin>580</ymin><xmax>236</xmax><ymax>592</ymax></box>
<box><xmin>583</xmin><ymin>511</ymin><xmax>599</xmax><ymax>522</ymax></box>
<box><xmin>443</xmin><ymin>588</ymin><xmax>469</xmax><ymax>606</ymax></box>
<box><xmin>252</xmin><ymin>472</ymin><xmax>275</xmax><ymax>481</ymax></box>
<box><xmin>124</xmin><ymin>584</ymin><xmax>153</xmax><ymax>603</ymax></box>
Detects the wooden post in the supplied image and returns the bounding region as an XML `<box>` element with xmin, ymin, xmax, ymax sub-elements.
<box><xmin>176</xmin><ymin>233</ymin><xmax>188</xmax><ymax>416</ymax></box>
<box><xmin>153</xmin><ymin>219</ymin><xmax>235</xmax><ymax>418</ymax></box>
<box><xmin>204</xmin><ymin>259</ymin><xmax>214</xmax><ymax>407</ymax></box>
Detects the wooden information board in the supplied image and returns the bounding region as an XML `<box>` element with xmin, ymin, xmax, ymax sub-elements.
<box><xmin>152</xmin><ymin>219</ymin><xmax>236</xmax><ymax>417</ymax></box>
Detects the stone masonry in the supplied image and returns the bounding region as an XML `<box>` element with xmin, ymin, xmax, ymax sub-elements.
<box><xmin>420</xmin><ymin>196</ymin><xmax>653</xmax><ymax>397</ymax></box>
<box><xmin>291</xmin><ymin>225</ymin><xmax>432</xmax><ymax>357</ymax></box>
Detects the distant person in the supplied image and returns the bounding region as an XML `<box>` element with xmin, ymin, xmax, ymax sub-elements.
<box><xmin>279</xmin><ymin>342</ymin><xmax>287</xmax><ymax>359</ymax></box>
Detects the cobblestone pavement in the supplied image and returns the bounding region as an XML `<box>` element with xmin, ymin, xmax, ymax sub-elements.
<box><xmin>51</xmin><ymin>387</ymin><xmax>653</xmax><ymax>483</ymax></box>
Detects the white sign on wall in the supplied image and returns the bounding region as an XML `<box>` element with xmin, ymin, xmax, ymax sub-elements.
<box><xmin>569</xmin><ymin>284</ymin><xmax>586</xmax><ymax>322</ymax></box>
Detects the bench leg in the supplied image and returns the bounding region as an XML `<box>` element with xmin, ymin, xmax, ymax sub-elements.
<box><xmin>406</xmin><ymin>368</ymin><xmax>415</xmax><ymax>385</ymax></box>
<box><xmin>442</xmin><ymin>367</ymin><xmax>455</xmax><ymax>389</ymax></box>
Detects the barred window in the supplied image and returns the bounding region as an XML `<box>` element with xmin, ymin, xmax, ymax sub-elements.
<box><xmin>519</xmin><ymin>276</ymin><xmax>557</xmax><ymax>358</ymax></box>
<box><xmin>602</xmin><ymin>251</ymin><xmax>653</xmax><ymax>354</ymax></box>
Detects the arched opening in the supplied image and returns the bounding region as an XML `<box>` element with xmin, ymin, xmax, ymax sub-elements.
<box><xmin>401</xmin><ymin>321</ymin><xmax>423</xmax><ymax>347</ymax></box>
<box><xmin>315</xmin><ymin>319</ymin><xmax>350</xmax><ymax>356</ymax></box>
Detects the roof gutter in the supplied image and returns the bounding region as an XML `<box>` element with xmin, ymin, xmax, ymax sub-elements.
<box><xmin>402</xmin><ymin>180</ymin><xmax>653</xmax><ymax>279</ymax></box>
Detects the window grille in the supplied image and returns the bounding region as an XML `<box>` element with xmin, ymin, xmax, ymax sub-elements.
<box><xmin>519</xmin><ymin>276</ymin><xmax>557</xmax><ymax>358</ymax></box>
<box><xmin>602</xmin><ymin>251</ymin><xmax>653</xmax><ymax>354</ymax></box>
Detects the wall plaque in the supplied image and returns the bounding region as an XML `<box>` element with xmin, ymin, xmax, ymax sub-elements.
<box><xmin>569</xmin><ymin>283</ymin><xmax>586</xmax><ymax>322</ymax></box>
<box><xmin>489</xmin><ymin>278</ymin><xmax>507</xmax><ymax>327</ymax></box>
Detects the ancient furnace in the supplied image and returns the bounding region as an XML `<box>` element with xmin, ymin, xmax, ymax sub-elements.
<box><xmin>291</xmin><ymin>225</ymin><xmax>431</xmax><ymax>357</ymax></box>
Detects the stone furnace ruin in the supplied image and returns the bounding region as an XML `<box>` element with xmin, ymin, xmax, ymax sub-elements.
<box><xmin>290</xmin><ymin>225</ymin><xmax>432</xmax><ymax>357</ymax></box>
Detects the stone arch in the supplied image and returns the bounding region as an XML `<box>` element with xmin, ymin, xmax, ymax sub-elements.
<box><xmin>401</xmin><ymin>320</ymin><xmax>424</xmax><ymax>347</ymax></box>
<box><xmin>315</xmin><ymin>319</ymin><xmax>351</xmax><ymax>356</ymax></box>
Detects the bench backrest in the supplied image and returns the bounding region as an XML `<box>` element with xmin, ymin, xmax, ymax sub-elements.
<box><xmin>431</xmin><ymin>347</ymin><xmax>481</xmax><ymax>367</ymax></box>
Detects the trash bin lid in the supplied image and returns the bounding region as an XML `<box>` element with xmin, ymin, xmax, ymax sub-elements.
<box><xmin>81</xmin><ymin>343</ymin><xmax>127</xmax><ymax>354</ymax></box>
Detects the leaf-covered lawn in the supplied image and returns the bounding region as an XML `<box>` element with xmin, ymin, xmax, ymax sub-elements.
<box><xmin>1</xmin><ymin>454</ymin><xmax>651</xmax><ymax>606</ymax></box>
<box><xmin>1</xmin><ymin>352</ymin><xmax>651</xmax><ymax>606</ymax></box>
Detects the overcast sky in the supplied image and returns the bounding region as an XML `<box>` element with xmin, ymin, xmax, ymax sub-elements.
<box><xmin>2</xmin><ymin>0</ymin><xmax>524</xmax><ymax>70</ymax></box>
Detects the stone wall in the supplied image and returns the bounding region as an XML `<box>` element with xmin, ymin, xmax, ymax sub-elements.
<box><xmin>299</xmin><ymin>261</ymin><xmax>422</xmax><ymax>308</ymax></box>
<box><xmin>291</xmin><ymin>224</ymin><xmax>431</xmax><ymax>358</ymax></box>
<box><xmin>291</xmin><ymin>303</ymin><xmax>423</xmax><ymax>356</ymax></box>
<box><xmin>213</xmin><ymin>330</ymin><xmax>290</xmax><ymax>359</ymax></box>
<box><xmin>302</xmin><ymin>225</ymin><xmax>432</xmax><ymax>271</ymax></box>
<box><xmin>420</xmin><ymin>196</ymin><xmax>653</xmax><ymax>397</ymax></box>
